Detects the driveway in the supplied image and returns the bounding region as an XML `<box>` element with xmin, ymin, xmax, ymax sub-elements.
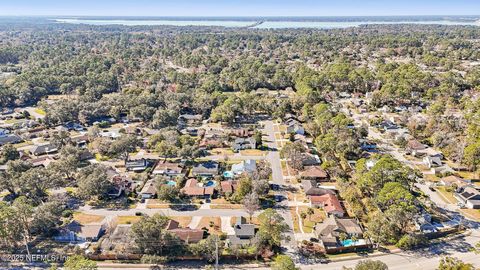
<box><xmin>187</xmin><ymin>216</ymin><xmax>202</xmax><ymax>229</ymax></box>
<box><xmin>221</xmin><ymin>217</ymin><xmax>235</xmax><ymax>235</ymax></box>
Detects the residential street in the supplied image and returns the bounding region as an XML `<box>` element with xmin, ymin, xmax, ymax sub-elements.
<box><xmin>263</xmin><ymin>120</ymin><xmax>284</xmax><ymax>184</ymax></box>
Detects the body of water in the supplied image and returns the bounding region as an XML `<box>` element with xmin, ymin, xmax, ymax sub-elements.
<box><xmin>54</xmin><ymin>18</ymin><xmax>480</xmax><ymax>29</ymax></box>
<box><xmin>255</xmin><ymin>20</ymin><xmax>480</xmax><ymax>29</ymax></box>
<box><xmin>55</xmin><ymin>18</ymin><xmax>252</xmax><ymax>27</ymax></box>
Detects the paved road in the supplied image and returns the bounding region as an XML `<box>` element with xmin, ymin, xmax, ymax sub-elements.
<box><xmin>80</xmin><ymin>205</ymin><xmax>252</xmax><ymax>218</ymax></box>
<box><xmin>262</xmin><ymin>120</ymin><xmax>298</xmax><ymax>250</ymax></box>
<box><xmin>262</xmin><ymin>120</ymin><xmax>284</xmax><ymax>184</ymax></box>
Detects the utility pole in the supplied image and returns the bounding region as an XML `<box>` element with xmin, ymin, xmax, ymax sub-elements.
<box><xmin>215</xmin><ymin>235</ymin><xmax>219</xmax><ymax>270</ymax></box>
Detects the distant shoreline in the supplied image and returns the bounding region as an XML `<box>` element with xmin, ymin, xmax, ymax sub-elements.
<box><xmin>53</xmin><ymin>17</ymin><xmax>480</xmax><ymax>29</ymax></box>
<box><xmin>49</xmin><ymin>15</ymin><xmax>480</xmax><ymax>23</ymax></box>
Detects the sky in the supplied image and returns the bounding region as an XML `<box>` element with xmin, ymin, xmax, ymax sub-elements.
<box><xmin>0</xmin><ymin>0</ymin><xmax>479</xmax><ymax>17</ymax></box>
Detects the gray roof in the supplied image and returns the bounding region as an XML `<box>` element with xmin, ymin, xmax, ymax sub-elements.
<box><xmin>458</xmin><ymin>187</ymin><xmax>480</xmax><ymax>201</ymax></box>
<box><xmin>301</xmin><ymin>180</ymin><xmax>335</xmax><ymax>196</ymax></box>
<box><xmin>234</xmin><ymin>223</ymin><xmax>255</xmax><ymax>238</ymax></box>
<box><xmin>192</xmin><ymin>161</ymin><xmax>219</xmax><ymax>175</ymax></box>
<box><xmin>0</xmin><ymin>134</ymin><xmax>22</xmax><ymax>146</ymax></box>
<box><xmin>30</xmin><ymin>143</ymin><xmax>58</xmax><ymax>155</ymax></box>
<box><xmin>315</xmin><ymin>216</ymin><xmax>363</xmax><ymax>238</ymax></box>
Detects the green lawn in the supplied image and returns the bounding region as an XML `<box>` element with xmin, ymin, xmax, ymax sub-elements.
<box><xmin>34</xmin><ymin>108</ymin><xmax>46</xmax><ymax>116</ymax></box>
<box><xmin>435</xmin><ymin>187</ymin><xmax>457</xmax><ymax>204</ymax></box>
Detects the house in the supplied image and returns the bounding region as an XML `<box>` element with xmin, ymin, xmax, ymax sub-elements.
<box><xmin>300</xmin><ymin>166</ymin><xmax>329</xmax><ymax>181</ymax></box>
<box><xmin>301</xmin><ymin>152</ymin><xmax>321</xmax><ymax>166</ymax></box>
<box><xmin>199</xmin><ymin>138</ymin><xmax>224</xmax><ymax>149</ymax></box>
<box><xmin>192</xmin><ymin>161</ymin><xmax>219</xmax><ymax>178</ymax></box>
<box><xmin>101</xmin><ymin>224</ymin><xmax>135</xmax><ymax>253</ymax></box>
<box><xmin>70</xmin><ymin>134</ymin><xmax>89</xmax><ymax>148</ymax></box>
<box><xmin>286</xmin><ymin>119</ymin><xmax>305</xmax><ymax>135</ymax></box>
<box><xmin>0</xmin><ymin>128</ymin><xmax>9</xmax><ymax>136</ymax></box>
<box><xmin>423</xmin><ymin>155</ymin><xmax>442</xmax><ymax>168</ymax></box>
<box><xmin>0</xmin><ymin>134</ymin><xmax>22</xmax><ymax>146</ymax></box>
<box><xmin>180</xmin><ymin>127</ymin><xmax>199</xmax><ymax>136</ymax></box>
<box><xmin>414</xmin><ymin>212</ymin><xmax>437</xmax><ymax>233</ymax></box>
<box><xmin>231</xmin><ymin>160</ymin><xmax>256</xmax><ymax>175</ymax></box>
<box><xmin>310</xmin><ymin>194</ymin><xmax>345</xmax><ymax>217</ymax></box>
<box><xmin>232</xmin><ymin>137</ymin><xmax>256</xmax><ymax>152</ymax></box>
<box><xmin>439</xmin><ymin>175</ymin><xmax>471</xmax><ymax>189</ymax></box>
<box><xmin>406</xmin><ymin>139</ymin><xmax>427</xmax><ymax>152</ymax></box>
<box><xmin>302</xmin><ymin>180</ymin><xmax>335</xmax><ymax>196</ymax></box>
<box><xmin>108</xmin><ymin>175</ymin><xmax>134</xmax><ymax>198</ymax></box>
<box><xmin>63</xmin><ymin>122</ymin><xmax>85</xmax><ymax>131</ymax></box>
<box><xmin>315</xmin><ymin>216</ymin><xmax>363</xmax><ymax>250</ymax></box>
<box><xmin>152</xmin><ymin>161</ymin><xmax>185</xmax><ymax>178</ymax></box>
<box><xmin>125</xmin><ymin>159</ymin><xmax>150</xmax><ymax>172</ymax></box>
<box><xmin>455</xmin><ymin>187</ymin><xmax>480</xmax><ymax>209</ymax></box>
<box><xmin>227</xmin><ymin>217</ymin><xmax>256</xmax><ymax>247</ymax></box>
<box><xmin>54</xmin><ymin>222</ymin><xmax>104</xmax><ymax>242</ymax></box>
<box><xmin>220</xmin><ymin>180</ymin><xmax>238</xmax><ymax>194</ymax></box>
<box><xmin>182</xmin><ymin>178</ymin><xmax>215</xmax><ymax>198</ymax></box>
<box><xmin>294</xmin><ymin>134</ymin><xmax>312</xmax><ymax>146</ymax></box>
<box><xmin>30</xmin><ymin>143</ymin><xmax>58</xmax><ymax>156</ymax></box>
<box><xmin>230</xmin><ymin>128</ymin><xmax>254</xmax><ymax>138</ymax></box>
<box><xmin>178</xmin><ymin>114</ymin><xmax>203</xmax><ymax>128</ymax></box>
<box><xmin>29</xmin><ymin>156</ymin><xmax>55</xmax><ymax>168</ymax></box>
<box><xmin>166</xmin><ymin>220</ymin><xmax>204</xmax><ymax>244</ymax></box>
<box><xmin>360</xmin><ymin>141</ymin><xmax>377</xmax><ymax>152</ymax></box>
<box><xmin>139</xmin><ymin>180</ymin><xmax>157</xmax><ymax>199</ymax></box>
<box><xmin>79</xmin><ymin>149</ymin><xmax>94</xmax><ymax>161</ymax></box>
<box><xmin>100</xmin><ymin>130</ymin><xmax>121</xmax><ymax>139</ymax></box>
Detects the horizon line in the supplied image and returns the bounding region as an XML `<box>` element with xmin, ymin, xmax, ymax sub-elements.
<box><xmin>1</xmin><ymin>14</ymin><xmax>480</xmax><ymax>18</ymax></box>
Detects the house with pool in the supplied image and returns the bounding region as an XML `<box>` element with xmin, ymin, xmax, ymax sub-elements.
<box><xmin>315</xmin><ymin>216</ymin><xmax>370</xmax><ymax>253</ymax></box>
<box><xmin>182</xmin><ymin>178</ymin><xmax>216</xmax><ymax>199</ymax></box>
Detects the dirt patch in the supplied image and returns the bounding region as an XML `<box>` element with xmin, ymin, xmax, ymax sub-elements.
<box><xmin>196</xmin><ymin>217</ymin><xmax>222</xmax><ymax>235</ymax></box>
<box><xmin>170</xmin><ymin>216</ymin><xmax>193</xmax><ymax>227</ymax></box>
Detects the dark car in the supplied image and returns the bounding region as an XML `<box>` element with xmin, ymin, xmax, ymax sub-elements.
<box><xmin>271</xmin><ymin>184</ymin><xmax>280</xmax><ymax>191</ymax></box>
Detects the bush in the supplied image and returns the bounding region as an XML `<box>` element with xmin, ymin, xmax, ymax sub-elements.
<box><xmin>396</xmin><ymin>234</ymin><xmax>428</xmax><ymax>250</ymax></box>
<box><xmin>62</xmin><ymin>209</ymin><xmax>74</xmax><ymax>218</ymax></box>
<box><xmin>140</xmin><ymin>255</ymin><xmax>169</xmax><ymax>264</ymax></box>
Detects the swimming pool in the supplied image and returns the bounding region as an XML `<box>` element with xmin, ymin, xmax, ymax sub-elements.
<box><xmin>341</xmin><ymin>239</ymin><xmax>365</xmax><ymax>247</ymax></box>
<box><xmin>342</xmin><ymin>239</ymin><xmax>355</xmax><ymax>247</ymax></box>
<box><xmin>166</xmin><ymin>180</ymin><xmax>176</xmax><ymax>186</ymax></box>
<box><xmin>205</xmin><ymin>180</ymin><xmax>217</xmax><ymax>187</ymax></box>
<box><xmin>223</xmin><ymin>171</ymin><xmax>234</xmax><ymax>179</ymax></box>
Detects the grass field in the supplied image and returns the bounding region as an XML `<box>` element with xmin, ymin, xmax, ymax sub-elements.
<box><xmin>170</xmin><ymin>216</ymin><xmax>193</xmax><ymax>227</ymax></box>
<box><xmin>298</xmin><ymin>207</ymin><xmax>325</xmax><ymax>233</ymax></box>
<box><xmin>460</xmin><ymin>209</ymin><xmax>480</xmax><ymax>221</ymax></box>
<box><xmin>73</xmin><ymin>212</ymin><xmax>105</xmax><ymax>224</ymax></box>
<box><xmin>230</xmin><ymin>216</ymin><xmax>259</xmax><ymax>226</ymax></box>
<box><xmin>240</xmin><ymin>149</ymin><xmax>265</xmax><ymax>156</ymax></box>
<box><xmin>210</xmin><ymin>198</ymin><xmax>244</xmax><ymax>209</ymax></box>
<box><xmin>210</xmin><ymin>204</ymin><xmax>244</xmax><ymax>209</ymax></box>
<box><xmin>34</xmin><ymin>108</ymin><xmax>46</xmax><ymax>115</ymax></box>
<box><xmin>435</xmin><ymin>187</ymin><xmax>457</xmax><ymax>204</ymax></box>
<box><xmin>117</xmin><ymin>216</ymin><xmax>142</xmax><ymax>224</ymax></box>
<box><xmin>289</xmin><ymin>207</ymin><xmax>301</xmax><ymax>233</ymax></box>
<box><xmin>424</xmin><ymin>174</ymin><xmax>440</xmax><ymax>182</ymax></box>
